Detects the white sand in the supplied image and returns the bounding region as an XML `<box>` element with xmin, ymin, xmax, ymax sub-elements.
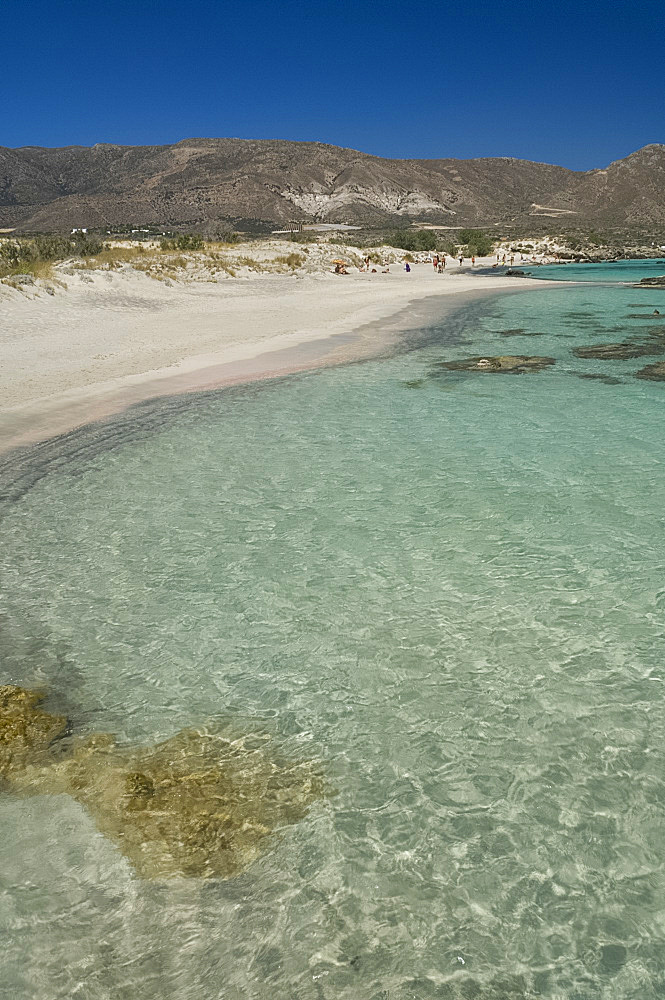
<box><xmin>0</xmin><ymin>255</ymin><xmax>538</xmax><ymax>452</ymax></box>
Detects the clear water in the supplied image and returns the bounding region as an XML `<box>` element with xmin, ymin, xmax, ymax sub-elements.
<box><xmin>523</xmin><ymin>258</ymin><xmax>665</xmax><ymax>283</ymax></box>
<box><xmin>2</xmin><ymin>282</ymin><xmax>665</xmax><ymax>999</ymax></box>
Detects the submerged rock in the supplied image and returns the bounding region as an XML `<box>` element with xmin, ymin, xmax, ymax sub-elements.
<box><xmin>499</xmin><ymin>328</ymin><xmax>546</xmax><ymax>337</ymax></box>
<box><xmin>635</xmin><ymin>361</ymin><xmax>665</xmax><ymax>381</ymax></box>
<box><xmin>434</xmin><ymin>355</ymin><xmax>555</xmax><ymax>374</ymax></box>
<box><xmin>1</xmin><ymin>686</ymin><xmax>324</xmax><ymax>879</ymax></box>
<box><xmin>573</xmin><ymin>341</ymin><xmax>665</xmax><ymax>360</ymax></box>
<box><xmin>0</xmin><ymin>686</ymin><xmax>68</xmax><ymax>779</ymax></box>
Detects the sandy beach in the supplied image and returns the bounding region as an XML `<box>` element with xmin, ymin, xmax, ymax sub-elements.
<box><xmin>0</xmin><ymin>252</ymin><xmax>538</xmax><ymax>453</ymax></box>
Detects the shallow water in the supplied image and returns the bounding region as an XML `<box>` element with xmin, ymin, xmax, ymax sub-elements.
<box><xmin>2</xmin><ymin>282</ymin><xmax>665</xmax><ymax>998</ymax></box>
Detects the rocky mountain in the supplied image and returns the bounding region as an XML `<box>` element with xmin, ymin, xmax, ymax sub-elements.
<box><xmin>1</xmin><ymin>139</ymin><xmax>664</xmax><ymax>233</ymax></box>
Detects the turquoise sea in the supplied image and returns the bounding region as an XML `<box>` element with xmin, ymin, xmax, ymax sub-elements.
<box><xmin>522</xmin><ymin>258</ymin><xmax>665</xmax><ymax>283</ymax></box>
<box><xmin>2</xmin><ymin>264</ymin><xmax>665</xmax><ymax>998</ymax></box>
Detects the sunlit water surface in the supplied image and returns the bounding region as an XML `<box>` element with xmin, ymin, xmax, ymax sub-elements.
<box><xmin>2</xmin><ymin>279</ymin><xmax>665</xmax><ymax>999</ymax></box>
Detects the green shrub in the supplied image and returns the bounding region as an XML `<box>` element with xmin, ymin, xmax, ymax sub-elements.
<box><xmin>289</xmin><ymin>232</ymin><xmax>317</xmax><ymax>244</ymax></box>
<box><xmin>387</xmin><ymin>230</ymin><xmax>438</xmax><ymax>252</ymax></box>
<box><xmin>215</xmin><ymin>231</ymin><xmax>240</xmax><ymax>244</ymax></box>
<box><xmin>161</xmin><ymin>233</ymin><xmax>205</xmax><ymax>251</ymax></box>
<box><xmin>457</xmin><ymin>229</ymin><xmax>494</xmax><ymax>257</ymax></box>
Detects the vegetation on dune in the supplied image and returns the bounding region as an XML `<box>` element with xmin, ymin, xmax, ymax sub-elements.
<box><xmin>0</xmin><ymin>232</ymin><xmax>105</xmax><ymax>278</ymax></box>
<box><xmin>0</xmin><ymin>231</ymin><xmax>315</xmax><ymax>289</ymax></box>
<box><xmin>275</xmin><ymin>252</ymin><xmax>305</xmax><ymax>270</ymax></box>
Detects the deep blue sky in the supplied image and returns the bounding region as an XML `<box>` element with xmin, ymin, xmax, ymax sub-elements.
<box><xmin>3</xmin><ymin>0</ymin><xmax>663</xmax><ymax>169</ymax></box>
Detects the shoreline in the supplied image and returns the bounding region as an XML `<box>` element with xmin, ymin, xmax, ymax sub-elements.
<box><xmin>0</xmin><ymin>266</ymin><xmax>548</xmax><ymax>456</ymax></box>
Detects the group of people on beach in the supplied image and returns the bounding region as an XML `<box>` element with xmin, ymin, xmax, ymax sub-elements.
<box><xmin>343</xmin><ymin>249</ymin><xmax>492</xmax><ymax>275</ymax></box>
<box><xmin>355</xmin><ymin>255</ymin><xmax>393</xmax><ymax>273</ymax></box>
<box><xmin>404</xmin><ymin>253</ymin><xmax>480</xmax><ymax>272</ymax></box>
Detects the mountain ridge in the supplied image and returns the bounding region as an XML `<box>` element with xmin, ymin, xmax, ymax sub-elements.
<box><xmin>1</xmin><ymin>140</ymin><xmax>664</xmax><ymax>232</ymax></box>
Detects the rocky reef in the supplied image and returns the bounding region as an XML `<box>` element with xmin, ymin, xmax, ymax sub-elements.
<box><xmin>0</xmin><ymin>685</ymin><xmax>324</xmax><ymax>879</ymax></box>
<box><xmin>635</xmin><ymin>361</ymin><xmax>665</xmax><ymax>381</ymax></box>
<box><xmin>434</xmin><ymin>355</ymin><xmax>555</xmax><ymax>374</ymax></box>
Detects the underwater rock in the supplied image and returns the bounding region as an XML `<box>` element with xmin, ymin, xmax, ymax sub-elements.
<box><xmin>1</xmin><ymin>686</ymin><xmax>324</xmax><ymax>879</ymax></box>
<box><xmin>635</xmin><ymin>361</ymin><xmax>665</xmax><ymax>381</ymax></box>
<box><xmin>0</xmin><ymin>686</ymin><xmax>68</xmax><ymax>780</ymax></box>
<box><xmin>576</xmin><ymin>373</ymin><xmax>623</xmax><ymax>385</ymax></box>
<box><xmin>499</xmin><ymin>328</ymin><xmax>546</xmax><ymax>337</ymax></box>
<box><xmin>435</xmin><ymin>355</ymin><xmax>555</xmax><ymax>374</ymax></box>
<box><xmin>572</xmin><ymin>341</ymin><xmax>665</xmax><ymax>360</ymax></box>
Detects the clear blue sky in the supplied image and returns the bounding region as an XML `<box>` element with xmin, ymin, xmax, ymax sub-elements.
<box><xmin>3</xmin><ymin>0</ymin><xmax>663</xmax><ymax>169</ymax></box>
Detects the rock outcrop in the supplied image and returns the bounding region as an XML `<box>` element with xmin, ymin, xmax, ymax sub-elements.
<box><xmin>637</xmin><ymin>276</ymin><xmax>665</xmax><ymax>286</ymax></box>
<box><xmin>434</xmin><ymin>355</ymin><xmax>556</xmax><ymax>374</ymax></box>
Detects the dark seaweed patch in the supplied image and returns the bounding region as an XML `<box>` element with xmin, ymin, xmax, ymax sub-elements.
<box><xmin>576</xmin><ymin>373</ymin><xmax>624</xmax><ymax>385</ymax></box>
<box><xmin>499</xmin><ymin>328</ymin><xmax>547</xmax><ymax>337</ymax></box>
<box><xmin>573</xmin><ymin>341</ymin><xmax>665</xmax><ymax>360</ymax></box>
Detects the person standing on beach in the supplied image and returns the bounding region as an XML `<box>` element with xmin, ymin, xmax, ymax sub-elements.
<box><xmin>404</xmin><ymin>261</ymin><xmax>411</xmax><ymax>273</ymax></box>
<box><xmin>471</xmin><ymin>255</ymin><xmax>476</xmax><ymax>266</ymax></box>
<box><xmin>432</xmin><ymin>254</ymin><xmax>438</xmax><ymax>271</ymax></box>
<box><xmin>459</xmin><ymin>254</ymin><xmax>464</xmax><ymax>266</ymax></box>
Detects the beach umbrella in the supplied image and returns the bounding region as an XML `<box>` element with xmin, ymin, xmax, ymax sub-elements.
<box><xmin>331</xmin><ymin>259</ymin><xmax>348</xmax><ymax>265</ymax></box>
